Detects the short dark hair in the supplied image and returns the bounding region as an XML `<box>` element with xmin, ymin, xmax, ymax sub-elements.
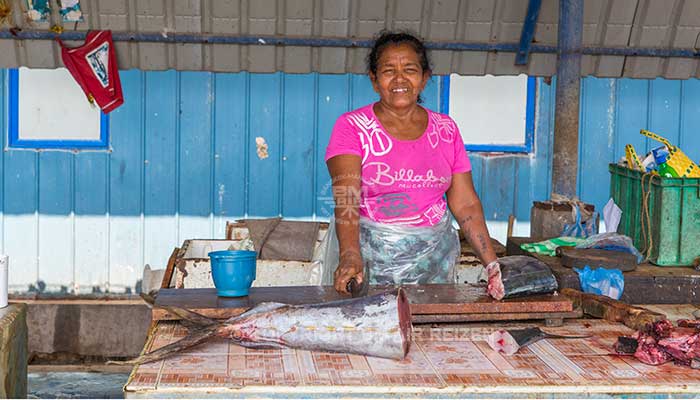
<box><xmin>366</xmin><ymin>30</ymin><xmax>432</xmax><ymax>76</ymax></box>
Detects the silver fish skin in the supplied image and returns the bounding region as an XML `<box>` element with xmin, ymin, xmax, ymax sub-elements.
<box><xmin>219</xmin><ymin>288</ymin><xmax>412</xmax><ymax>359</ymax></box>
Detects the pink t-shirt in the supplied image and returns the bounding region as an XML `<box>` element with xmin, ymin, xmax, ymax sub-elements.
<box><xmin>325</xmin><ymin>103</ymin><xmax>471</xmax><ymax>227</ymax></box>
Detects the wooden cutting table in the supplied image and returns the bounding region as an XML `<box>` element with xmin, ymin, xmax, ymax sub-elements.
<box><xmin>124</xmin><ymin>304</ymin><xmax>700</xmax><ymax>399</ymax></box>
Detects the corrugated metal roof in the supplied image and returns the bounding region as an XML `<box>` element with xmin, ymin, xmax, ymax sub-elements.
<box><xmin>1</xmin><ymin>0</ymin><xmax>700</xmax><ymax>78</ymax></box>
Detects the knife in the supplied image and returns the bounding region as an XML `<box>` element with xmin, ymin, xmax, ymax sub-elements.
<box><xmin>346</xmin><ymin>277</ymin><xmax>369</xmax><ymax>298</ymax></box>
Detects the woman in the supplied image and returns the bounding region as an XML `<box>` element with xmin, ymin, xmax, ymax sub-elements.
<box><xmin>325</xmin><ymin>31</ymin><xmax>498</xmax><ymax>294</ymax></box>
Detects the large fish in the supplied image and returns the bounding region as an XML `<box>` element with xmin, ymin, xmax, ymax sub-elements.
<box><xmin>117</xmin><ymin>288</ymin><xmax>412</xmax><ymax>365</ymax></box>
<box><xmin>487</xmin><ymin>256</ymin><xmax>558</xmax><ymax>300</ymax></box>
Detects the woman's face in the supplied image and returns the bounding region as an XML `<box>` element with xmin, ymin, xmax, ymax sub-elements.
<box><xmin>370</xmin><ymin>43</ymin><xmax>429</xmax><ymax>109</ymax></box>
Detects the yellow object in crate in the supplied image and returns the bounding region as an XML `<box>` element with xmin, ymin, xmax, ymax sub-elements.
<box><xmin>624</xmin><ymin>144</ymin><xmax>644</xmax><ymax>171</ymax></box>
<box><xmin>640</xmin><ymin>129</ymin><xmax>700</xmax><ymax>177</ymax></box>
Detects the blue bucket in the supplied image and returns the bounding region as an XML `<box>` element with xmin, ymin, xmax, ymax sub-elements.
<box><xmin>208</xmin><ymin>250</ymin><xmax>257</xmax><ymax>297</ymax></box>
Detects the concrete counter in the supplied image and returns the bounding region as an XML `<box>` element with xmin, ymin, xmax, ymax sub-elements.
<box><xmin>0</xmin><ymin>303</ymin><xmax>28</xmax><ymax>398</ymax></box>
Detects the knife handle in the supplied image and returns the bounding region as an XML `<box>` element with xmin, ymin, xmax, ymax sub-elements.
<box><xmin>346</xmin><ymin>278</ymin><xmax>360</xmax><ymax>296</ymax></box>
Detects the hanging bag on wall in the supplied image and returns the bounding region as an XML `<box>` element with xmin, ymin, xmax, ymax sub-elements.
<box><xmin>56</xmin><ymin>30</ymin><xmax>124</xmax><ymax>114</ymax></box>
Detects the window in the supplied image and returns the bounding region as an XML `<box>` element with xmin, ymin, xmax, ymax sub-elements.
<box><xmin>8</xmin><ymin>67</ymin><xmax>109</xmax><ymax>150</ymax></box>
<box><xmin>441</xmin><ymin>74</ymin><xmax>535</xmax><ymax>153</ymax></box>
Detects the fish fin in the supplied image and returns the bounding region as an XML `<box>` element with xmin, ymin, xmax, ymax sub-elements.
<box><xmin>158</xmin><ymin>305</ymin><xmax>219</xmax><ymax>327</ymax></box>
<box><xmin>227</xmin><ymin>302</ymin><xmax>288</xmax><ymax>322</ymax></box>
<box><xmin>108</xmin><ymin>324</ymin><xmax>220</xmax><ymax>365</ymax></box>
<box><xmin>234</xmin><ymin>341</ymin><xmax>286</xmax><ymax>350</ymax></box>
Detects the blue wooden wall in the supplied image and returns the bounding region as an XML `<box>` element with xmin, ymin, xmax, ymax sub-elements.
<box><xmin>469</xmin><ymin>77</ymin><xmax>700</xmax><ymax>222</ymax></box>
<box><xmin>2</xmin><ymin>68</ymin><xmax>700</xmax><ymax>293</ymax></box>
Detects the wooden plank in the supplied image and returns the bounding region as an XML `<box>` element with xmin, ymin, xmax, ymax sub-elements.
<box><xmin>561</xmin><ymin>288</ymin><xmax>665</xmax><ymax>331</ymax></box>
<box><xmin>213</xmin><ymin>73</ymin><xmax>247</xmax><ymax>218</ymax></box>
<box><xmin>411</xmin><ymin>309</ymin><xmax>582</xmax><ymax>324</ymax></box>
<box><xmin>143</xmin><ymin>71</ymin><xmax>178</xmax><ymax>274</ymax></box>
<box><xmin>507</xmin><ymin>236</ymin><xmax>700</xmax><ymax>304</ymax></box>
<box><xmin>74</xmin><ymin>152</ymin><xmax>109</xmax><ymax>293</ymax></box>
<box><xmin>282</xmin><ymin>74</ymin><xmax>316</xmax><ymax>217</ymax></box>
<box><xmin>248</xmin><ymin>73</ymin><xmax>282</xmax><ymax>216</ymax></box>
<box><xmin>578</xmin><ymin>78</ymin><xmax>618</xmax><ymax>212</ymax></box>
<box><xmin>315</xmin><ymin>74</ymin><xmax>349</xmax><ymax>218</ymax></box>
<box><xmin>151</xmin><ymin>285</ymin><xmax>572</xmax><ymax>321</ymax></box>
<box><xmin>160</xmin><ymin>248</ymin><xmax>180</xmax><ymax>289</ymax></box>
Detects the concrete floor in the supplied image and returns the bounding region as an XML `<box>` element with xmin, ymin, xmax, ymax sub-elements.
<box><xmin>28</xmin><ymin>372</ymin><xmax>128</xmax><ymax>399</ymax></box>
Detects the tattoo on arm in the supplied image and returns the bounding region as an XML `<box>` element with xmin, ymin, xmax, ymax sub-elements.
<box><xmin>477</xmin><ymin>233</ymin><xmax>489</xmax><ymax>254</ymax></box>
<box><xmin>458</xmin><ymin>215</ymin><xmax>473</xmax><ymax>226</ymax></box>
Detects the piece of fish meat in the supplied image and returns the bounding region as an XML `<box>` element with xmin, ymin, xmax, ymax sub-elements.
<box><xmin>622</xmin><ymin>320</ymin><xmax>697</xmax><ymax>366</ymax></box>
<box><xmin>487</xmin><ymin>327</ymin><xmax>589</xmax><ymax>356</ymax></box>
<box><xmin>487</xmin><ymin>256</ymin><xmax>558</xmax><ymax>300</ymax></box>
<box><xmin>119</xmin><ymin>289</ymin><xmax>412</xmax><ymax>365</ymax></box>
<box><xmin>677</xmin><ymin>319</ymin><xmax>700</xmax><ymax>330</ymax></box>
<box><xmin>486</xmin><ymin>262</ymin><xmax>505</xmax><ymax>300</ymax></box>
<box><xmin>657</xmin><ymin>328</ymin><xmax>700</xmax><ymax>365</ymax></box>
<box><xmin>634</xmin><ymin>333</ymin><xmax>672</xmax><ymax>365</ymax></box>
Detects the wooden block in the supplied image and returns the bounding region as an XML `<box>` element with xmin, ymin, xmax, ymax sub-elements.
<box><xmin>558</xmin><ymin>247</ymin><xmax>637</xmax><ymax>271</ymax></box>
<box><xmin>561</xmin><ymin>288</ymin><xmax>665</xmax><ymax>330</ymax></box>
<box><xmin>151</xmin><ymin>285</ymin><xmax>572</xmax><ymax>321</ymax></box>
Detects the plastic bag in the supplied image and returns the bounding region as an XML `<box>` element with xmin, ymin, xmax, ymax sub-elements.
<box><xmin>602</xmin><ymin>198</ymin><xmax>622</xmax><ymax>233</ymax></box>
<box><xmin>312</xmin><ymin>213</ymin><xmax>460</xmax><ymax>286</ymax></box>
<box><xmin>309</xmin><ymin>218</ymin><xmax>339</xmax><ymax>286</ymax></box>
<box><xmin>574</xmin><ymin>265</ymin><xmax>625</xmax><ymax>300</ymax></box>
<box><xmin>575</xmin><ymin>232</ymin><xmax>643</xmax><ymax>264</ymax></box>
<box><xmin>561</xmin><ymin>204</ymin><xmax>598</xmax><ymax>238</ymax></box>
<box><xmin>520</xmin><ymin>237</ymin><xmax>586</xmax><ymax>257</ymax></box>
<box><xmin>360</xmin><ymin>213</ymin><xmax>460</xmax><ymax>285</ymax></box>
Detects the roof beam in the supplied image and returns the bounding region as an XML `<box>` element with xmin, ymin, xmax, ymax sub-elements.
<box><xmin>515</xmin><ymin>0</ymin><xmax>543</xmax><ymax>65</ymax></box>
<box><xmin>1</xmin><ymin>30</ymin><xmax>699</xmax><ymax>58</ymax></box>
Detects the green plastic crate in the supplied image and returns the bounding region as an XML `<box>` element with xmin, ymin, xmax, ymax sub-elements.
<box><xmin>609</xmin><ymin>163</ymin><xmax>700</xmax><ymax>266</ymax></box>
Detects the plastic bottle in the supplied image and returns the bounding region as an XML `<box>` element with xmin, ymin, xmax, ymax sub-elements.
<box><xmin>652</xmin><ymin>147</ymin><xmax>680</xmax><ymax>178</ymax></box>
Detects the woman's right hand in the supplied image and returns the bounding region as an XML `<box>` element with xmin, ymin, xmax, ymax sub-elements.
<box><xmin>334</xmin><ymin>250</ymin><xmax>364</xmax><ymax>294</ymax></box>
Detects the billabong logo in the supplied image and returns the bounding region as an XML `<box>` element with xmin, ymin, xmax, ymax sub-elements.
<box><xmin>85</xmin><ymin>42</ymin><xmax>110</xmax><ymax>88</ymax></box>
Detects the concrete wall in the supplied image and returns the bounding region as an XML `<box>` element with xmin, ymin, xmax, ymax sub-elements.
<box><xmin>25</xmin><ymin>301</ymin><xmax>150</xmax><ymax>359</ymax></box>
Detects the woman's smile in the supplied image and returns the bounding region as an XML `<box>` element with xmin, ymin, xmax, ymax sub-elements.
<box><xmin>371</xmin><ymin>43</ymin><xmax>429</xmax><ymax>110</ymax></box>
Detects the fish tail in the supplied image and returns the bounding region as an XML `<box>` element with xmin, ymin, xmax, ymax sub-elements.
<box><xmin>108</xmin><ymin>324</ymin><xmax>220</xmax><ymax>365</ymax></box>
